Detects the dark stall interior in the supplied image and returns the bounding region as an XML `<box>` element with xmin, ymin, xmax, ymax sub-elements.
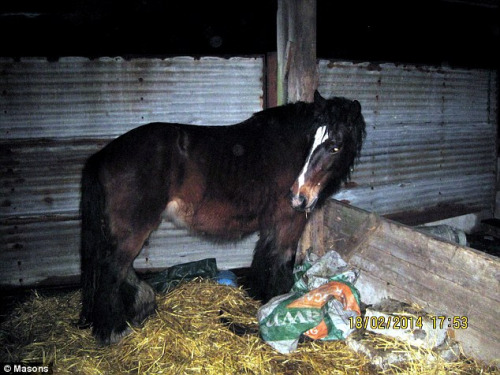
<box><xmin>0</xmin><ymin>1</ymin><xmax>499</xmax><ymax>371</ymax></box>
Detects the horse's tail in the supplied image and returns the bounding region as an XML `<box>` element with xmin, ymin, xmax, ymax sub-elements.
<box><xmin>78</xmin><ymin>154</ymin><xmax>112</xmax><ymax>327</ymax></box>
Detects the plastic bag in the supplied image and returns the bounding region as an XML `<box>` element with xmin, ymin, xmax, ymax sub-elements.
<box><xmin>144</xmin><ymin>258</ymin><xmax>218</xmax><ymax>293</ymax></box>
<box><xmin>257</xmin><ymin>250</ymin><xmax>361</xmax><ymax>353</ymax></box>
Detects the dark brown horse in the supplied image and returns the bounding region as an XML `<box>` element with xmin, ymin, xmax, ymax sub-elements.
<box><xmin>78</xmin><ymin>91</ymin><xmax>365</xmax><ymax>344</ymax></box>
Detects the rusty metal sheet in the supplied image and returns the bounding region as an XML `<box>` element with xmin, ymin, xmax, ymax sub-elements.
<box><xmin>0</xmin><ymin>56</ymin><xmax>264</xmax><ymax>287</ymax></box>
<box><xmin>319</xmin><ymin>60</ymin><xmax>497</xmax><ymax>216</ymax></box>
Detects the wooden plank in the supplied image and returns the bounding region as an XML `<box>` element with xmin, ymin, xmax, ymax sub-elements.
<box><xmin>354</xmin><ymin>272</ymin><xmax>500</xmax><ymax>364</ymax></box>
<box><xmin>321</xmin><ymin>199</ymin><xmax>500</xmax><ymax>363</ymax></box>
<box><xmin>329</xmin><ymin>212</ymin><xmax>379</xmax><ymax>261</ymax></box>
<box><xmin>326</xmin><ymin>203</ymin><xmax>500</xmax><ymax>333</ymax></box>
<box><xmin>368</xmin><ymin>223</ymin><xmax>499</xmax><ymax>302</ymax></box>
<box><xmin>297</xmin><ymin>209</ymin><xmax>325</xmax><ymax>262</ymax></box>
<box><xmin>323</xmin><ymin>199</ymin><xmax>378</xmax><ymax>253</ymax></box>
<box><xmin>324</xmin><ymin>201</ymin><xmax>498</xmax><ymax>301</ymax></box>
<box><xmin>350</xmin><ymin>239</ymin><xmax>499</xmax><ymax>340</ymax></box>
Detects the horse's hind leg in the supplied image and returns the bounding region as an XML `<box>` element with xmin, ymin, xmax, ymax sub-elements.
<box><xmin>80</xmin><ymin>129</ymin><xmax>172</xmax><ymax>344</ymax></box>
<box><xmin>92</xmin><ymin>229</ymin><xmax>157</xmax><ymax>344</ymax></box>
<box><xmin>121</xmin><ymin>266</ymin><xmax>156</xmax><ymax>326</ymax></box>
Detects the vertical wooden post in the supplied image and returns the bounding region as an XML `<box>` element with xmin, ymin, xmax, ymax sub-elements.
<box><xmin>276</xmin><ymin>0</ymin><xmax>323</xmax><ymax>261</ymax></box>
<box><xmin>265</xmin><ymin>52</ymin><xmax>278</xmax><ymax>108</ymax></box>
<box><xmin>277</xmin><ymin>0</ymin><xmax>318</xmax><ymax>105</ymax></box>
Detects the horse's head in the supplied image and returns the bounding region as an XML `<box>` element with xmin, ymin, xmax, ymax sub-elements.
<box><xmin>290</xmin><ymin>91</ymin><xmax>366</xmax><ymax>213</ymax></box>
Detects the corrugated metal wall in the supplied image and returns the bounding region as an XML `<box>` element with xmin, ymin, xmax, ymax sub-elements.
<box><xmin>1</xmin><ymin>56</ymin><xmax>264</xmax><ymax>287</ymax></box>
<box><xmin>319</xmin><ymin>60</ymin><xmax>497</xmax><ymax>217</ymax></box>
<box><xmin>1</xmin><ymin>57</ymin><xmax>497</xmax><ymax>287</ymax></box>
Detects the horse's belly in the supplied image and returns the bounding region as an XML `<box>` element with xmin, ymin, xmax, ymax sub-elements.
<box><xmin>163</xmin><ymin>198</ymin><xmax>258</xmax><ymax>240</ymax></box>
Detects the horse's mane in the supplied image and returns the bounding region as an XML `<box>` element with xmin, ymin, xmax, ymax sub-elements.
<box><xmin>246</xmin><ymin>101</ymin><xmax>317</xmax><ymax>134</ymax></box>
<box><xmin>198</xmin><ymin>101</ymin><xmax>318</xmax><ymax>201</ymax></box>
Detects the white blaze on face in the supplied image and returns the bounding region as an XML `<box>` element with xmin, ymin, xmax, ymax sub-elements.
<box><xmin>297</xmin><ymin>125</ymin><xmax>328</xmax><ymax>189</ymax></box>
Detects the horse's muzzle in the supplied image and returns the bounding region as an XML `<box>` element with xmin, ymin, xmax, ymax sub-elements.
<box><xmin>289</xmin><ymin>191</ymin><xmax>318</xmax><ymax>213</ymax></box>
<box><xmin>290</xmin><ymin>193</ymin><xmax>307</xmax><ymax>210</ymax></box>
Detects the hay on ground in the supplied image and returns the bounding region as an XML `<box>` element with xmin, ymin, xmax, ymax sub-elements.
<box><xmin>0</xmin><ymin>280</ymin><xmax>498</xmax><ymax>374</ymax></box>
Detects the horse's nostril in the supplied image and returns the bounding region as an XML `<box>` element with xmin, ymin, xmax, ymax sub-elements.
<box><xmin>291</xmin><ymin>193</ymin><xmax>308</xmax><ymax>210</ymax></box>
<box><xmin>298</xmin><ymin>194</ymin><xmax>307</xmax><ymax>207</ymax></box>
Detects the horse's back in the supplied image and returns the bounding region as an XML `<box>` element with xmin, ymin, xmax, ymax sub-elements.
<box><xmin>96</xmin><ymin>122</ymin><xmax>175</xmax><ymax>162</ymax></box>
<box><xmin>86</xmin><ymin>116</ymin><xmax>305</xmax><ymax>241</ymax></box>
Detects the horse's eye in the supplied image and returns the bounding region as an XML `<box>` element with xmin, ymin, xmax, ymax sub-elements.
<box><xmin>331</xmin><ymin>146</ymin><xmax>340</xmax><ymax>153</ymax></box>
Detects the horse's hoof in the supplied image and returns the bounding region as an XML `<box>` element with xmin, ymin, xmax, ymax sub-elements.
<box><xmin>94</xmin><ymin>325</ymin><xmax>132</xmax><ymax>345</ymax></box>
<box><xmin>131</xmin><ymin>303</ymin><xmax>157</xmax><ymax>326</ymax></box>
<box><xmin>108</xmin><ymin>326</ymin><xmax>133</xmax><ymax>345</ymax></box>
<box><xmin>75</xmin><ymin>315</ymin><xmax>92</xmax><ymax>329</ymax></box>
<box><xmin>75</xmin><ymin>320</ymin><xmax>92</xmax><ymax>330</ymax></box>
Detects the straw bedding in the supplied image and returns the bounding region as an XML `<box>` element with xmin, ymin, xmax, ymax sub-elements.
<box><xmin>1</xmin><ymin>279</ymin><xmax>498</xmax><ymax>374</ymax></box>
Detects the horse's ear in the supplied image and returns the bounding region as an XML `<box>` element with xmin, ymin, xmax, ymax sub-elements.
<box><xmin>313</xmin><ymin>91</ymin><xmax>327</xmax><ymax>115</ymax></box>
<box><xmin>348</xmin><ymin>100</ymin><xmax>362</xmax><ymax>121</ymax></box>
<box><xmin>314</xmin><ymin>90</ymin><xmax>326</xmax><ymax>105</ymax></box>
<box><xmin>351</xmin><ymin>100</ymin><xmax>361</xmax><ymax>113</ymax></box>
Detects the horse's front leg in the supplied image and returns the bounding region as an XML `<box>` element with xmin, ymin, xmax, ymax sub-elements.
<box><xmin>248</xmin><ymin>203</ymin><xmax>307</xmax><ymax>302</ymax></box>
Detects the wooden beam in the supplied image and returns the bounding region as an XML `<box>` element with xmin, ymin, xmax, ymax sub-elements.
<box><xmin>265</xmin><ymin>52</ymin><xmax>278</xmax><ymax>108</ymax></box>
<box><xmin>277</xmin><ymin>0</ymin><xmax>318</xmax><ymax>105</ymax></box>
<box><xmin>322</xmin><ymin>199</ymin><xmax>500</xmax><ymax>364</ymax></box>
<box><xmin>277</xmin><ymin>0</ymin><xmax>320</xmax><ymax>261</ymax></box>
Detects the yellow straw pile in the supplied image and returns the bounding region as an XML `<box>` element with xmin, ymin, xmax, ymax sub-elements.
<box><xmin>0</xmin><ymin>279</ymin><xmax>497</xmax><ymax>374</ymax></box>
